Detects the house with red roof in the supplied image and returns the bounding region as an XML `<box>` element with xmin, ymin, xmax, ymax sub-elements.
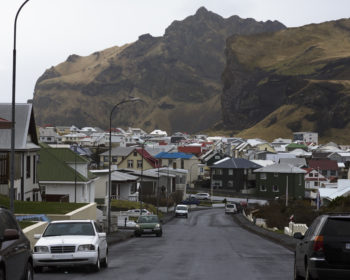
<box><xmin>118</xmin><ymin>148</ymin><xmax>159</xmax><ymax>171</ymax></box>
<box><xmin>308</xmin><ymin>159</ymin><xmax>339</xmax><ymax>179</ymax></box>
<box><xmin>304</xmin><ymin>168</ymin><xmax>328</xmax><ymax>200</ymax></box>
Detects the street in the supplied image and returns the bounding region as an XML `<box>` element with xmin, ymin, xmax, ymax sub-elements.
<box><xmin>35</xmin><ymin>209</ymin><xmax>293</xmax><ymax>280</ymax></box>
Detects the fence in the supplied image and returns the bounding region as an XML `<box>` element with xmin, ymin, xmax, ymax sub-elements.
<box><xmin>284</xmin><ymin>222</ymin><xmax>308</xmax><ymax>236</ymax></box>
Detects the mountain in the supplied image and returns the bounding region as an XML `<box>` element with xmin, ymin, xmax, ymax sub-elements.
<box><xmin>33</xmin><ymin>7</ymin><xmax>285</xmax><ymax>133</ymax></box>
<box><xmin>221</xmin><ymin>18</ymin><xmax>350</xmax><ymax>143</ymax></box>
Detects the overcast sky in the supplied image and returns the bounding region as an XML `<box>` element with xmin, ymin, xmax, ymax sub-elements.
<box><xmin>1</xmin><ymin>0</ymin><xmax>349</xmax><ymax>103</ymax></box>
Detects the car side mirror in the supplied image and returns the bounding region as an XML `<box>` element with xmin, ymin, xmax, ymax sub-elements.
<box><xmin>4</xmin><ymin>229</ymin><xmax>19</xmax><ymax>241</ymax></box>
<box><xmin>98</xmin><ymin>232</ymin><xmax>106</xmax><ymax>238</ymax></box>
<box><xmin>293</xmin><ymin>232</ymin><xmax>304</xmax><ymax>239</ymax></box>
<box><xmin>34</xmin><ymin>234</ymin><xmax>42</xmax><ymax>239</ymax></box>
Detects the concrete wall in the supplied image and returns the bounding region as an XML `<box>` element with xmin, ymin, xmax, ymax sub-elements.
<box><xmin>23</xmin><ymin>203</ymin><xmax>97</xmax><ymax>248</ymax></box>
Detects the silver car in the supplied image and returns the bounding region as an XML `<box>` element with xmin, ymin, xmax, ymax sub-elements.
<box><xmin>33</xmin><ymin>220</ymin><xmax>108</xmax><ymax>272</ymax></box>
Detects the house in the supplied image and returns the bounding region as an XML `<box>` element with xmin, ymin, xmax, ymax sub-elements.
<box><xmin>304</xmin><ymin>168</ymin><xmax>328</xmax><ymax>200</ymax></box>
<box><xmin>210</xmin><ymin>157</ymin><xmax>262</xmax><ymax>193</ymax></box>
<box><xmin>293</xmin><ymin>132</ymin><xmax>318</xmax><ymax>145</ymax></box>
<box><xmin>37</xmin><ymin>147</ymin><xmax>97</xmax><ymax>203</ymax></box>
<box><xmin>254</xmin><ymin>163</ymin><xmax>306</xmax><ymax>199</ymax></box>
<box><xmin>286</xmin><ymin>143</ymin><xmax>308</xmax><ymax>152</ymax></box>
<box><xmin>318</xmin><ymin>179</ymin><xmax>350</xmax><ymax>206</ymax></box>
<box><xmin>38</xmin><ymin>126</ymin><xmax>61</xmax><ymax>144</ymax></box>
<box><xmin>90</xmin><ymin>169</ymin><xmax>138</xmax><ymax>204</ymax></box>
<box><xmin>118</xmin><ymin>148</ymin><xmax>159</xmax><ymax>171</ymax></box>
<box><xmin>308</xmin><ymin>159</ymin><xmax>339</xmax><ymax>179</ymax></box>
<box><xmin>279</xmin><ymin>158</ymin><xmax>307</xmax><ymax>168</ymax></box>
<box><xmin>155</xmin><ymin>152</ymin><xmax>200</xmax><ymax>187</ymax></box>
<box><xmin>0</xmin><ymin>103</ymin><xmax>40</xmax><ymax>201</ymax></box>
<box><xmin>99</xmin><ymin>146</ymin><xmax>135</xmax><ymax>168</ymax></box>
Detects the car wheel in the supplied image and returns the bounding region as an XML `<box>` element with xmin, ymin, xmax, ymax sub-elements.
<box><xmin>186</xmin><ymin>214</ymin><xmax>188</xmax><ymax>218</ymax></box>
<box><xmin>156</xmin><ymin>232</ymin><xmax>162</xmax><ymax>237</ymax></box>
<box><xmin>0</xmin><ymin>267</ymin><xmax>5</xmax><ymax>280</ymax></box>
<box><xmin>24</xmin><ymin>262</ymin><xmax>34</xmax><ymax>280</ymax></box>
<box><xmin>135</xmin><ymin>232</ymin><xmax>141</xmax><ymax>237</ymax></box>
<box><xmin>101</xmin><ymin>251</ymin><xmax>108</xmax><ymax>268</ymax></box>
<box><xmin>33</xmin><ymin>266</ymin><xmax>43</xmax><ymax>273</ymax></box>
<box><xmin>92</xmin><ymin>251</ymin><xmax>101</xmax><ymax>272</ymax></box>
<box><xmin>294</xmin><ymin>258</ymin><xmax>303</xmax><ymax>280</ymax></box>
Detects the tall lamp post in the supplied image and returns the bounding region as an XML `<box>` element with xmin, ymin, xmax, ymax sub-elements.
<box><xmin>108</xmin><ymin>97</ymin><xmax>141</xmax><ymax>234</ymax></box>
<box><xmin>10</xmin><ymin>0</ymin><xmax>31</xmax><ymax>213</ymax></box>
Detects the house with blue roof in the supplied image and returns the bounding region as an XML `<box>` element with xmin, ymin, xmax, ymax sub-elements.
<box><xmin>155</xmin><ymin>152</ymin><xmax>203</xmax><ymax>189</ymax></box>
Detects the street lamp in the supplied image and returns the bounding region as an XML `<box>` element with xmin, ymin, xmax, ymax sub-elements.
<box><xmin>108</xmin><ymin>97</ymin><xmax>141</xmax><ymax>234</ymax></box>
<box><xmin>10</xmin><ymin>0</ymin><xmax>31</xmax><ymax>213</ymax></box>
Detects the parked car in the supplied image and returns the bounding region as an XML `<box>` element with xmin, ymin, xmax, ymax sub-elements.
<box><xmin>181</xmin><ymin>196</ymin><xmax>200</xmax><ymax>206</ymax></box>
<box><xmin>294</xmin><ymin>213</ymin><xmax>350</xmax><ymax>280</ymax></box>
<box><xmin>33</xmin><ymin>220</ymin><xmax>108</xmax><ymax>272</ymax></box>
<box><xmin>127</xmin><ymin>209</ymin><xmax>151</xmax><ymax>215</ymax></box>
<box><xmin>225</xmin><ymin>203</ymin><xmax>237</xmax><ymax>214</ymax></box>
<box><xmin>134</xmin><ymin>215</ymin><xmax>162</xmax><ymax>237</ymax></box>
<box><xmin>0</xmin><ymin>207</ymin><xmax>33</xmax><ymax>280</ymax></box>
<box><xmin>194</xmin><ymin>193</ymin><xmax>211</xmax><ymax>200</ymax></box>
<box><xmin>175</xmin><ymin>204</ymin><xmax>189</xmax><ymax>218</ymax></box>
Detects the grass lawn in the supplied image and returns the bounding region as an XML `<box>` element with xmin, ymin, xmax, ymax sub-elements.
<box><xmin>18</xmin><ymin>221</ymin><xmax>37</xmax><ymax>229</ymax></box>
<box><xmin>111</xmin><ymin>199</ymin><xmax>161</xmax><ymax>217</ymax></box>
<box><xmin>0</xmin><ymin>194</ymin><xmax>87</xmax><ymax>214</ymax></box>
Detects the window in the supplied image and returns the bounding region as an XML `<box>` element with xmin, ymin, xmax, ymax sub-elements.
<box><xmin>330</xmin><ymin>170</ymin><xmax>336</xmax><ymax>176</ymax></box>
<box><xmin>309</xmin><ymin>173</ymin><xmax>313</xmax><ymax>177</ymax></box>
<box><xmin>315</xmin><ymin>173</ymin><xmax>318</xmax><ymax>177</ymax></box>
<box><xmin>112</xmin><ymin>156</ymin><xmax>118</xmax><ymax>162</ymax></box>
<box><xmin>227</xmin><ymin>180</ymin><xmax>233</xmax><ymax>188</ymax></box>
<box><xmin>314</xmin><ymin>181</ymin><xmax>319</xmax><ymax>186</ymax></box>
<box><xmin>260</xmin><ymin>173</ymin><xmax>267</xmax><ymax>180</ymax></box>
<box><xmin>33</xmin><ymin>155</ymin><xmax>36</xmax><ymax>184</ymax></box>
<box><xmin>26</xmin><ymin>155</ymin><xmax>31</xmax><ymax>178</ymax></box>
<box><xmin>127</xmin><ymin>160</ymin><xmax>134</xmax><ymax>168</ymax></box>
<box><xmin>104</xmin><ymin>156</ymin><xmax>108</xmax><ymax>162</ymax></box>
<box><xmin>133</xmin><ymin>151</ymin><xmax>137</xmax><ymax>157</ymax></box>
<box><xmin>228</xmin><ymin>169</ymin><xmax>233</xmax><ymax>176</ymax></box>
<box><xmin>272</xmin><ymin>185</ymin><xmax>279</xmax><ymax>192</ymax></box>
<box><xmin>274</xmin><ymin>173</ymin><xmax>278</xmax><ymax>177</ymax></box>
<box><xmin>137</xmin><ymin>160</ymin><xmax>143</xmax><ymax>168</ymax></box>
<box><xmin>181</xmin><ymin>159</ymin><xmax>184</xmax><ymax>169</ymax></box>
<box><xmin>260</xmin><ymin>185</ymin><xmax>267</xmax><ymax>192</ymax></box>
<box><xmin>173</xmin><ymin>162</ymin><xmax>177</xmax><ymax>169</ymax></box>
<box><xmin>215</xmin><ymin>169</ymin><xmax>222</xmax><ymax>175</ymax></box>
<box><xmin>299</xmin><ymin>174</ymin><xmax>302</xmax><ymax>186</ymax></box>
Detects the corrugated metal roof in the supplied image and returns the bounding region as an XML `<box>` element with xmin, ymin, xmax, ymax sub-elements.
<box><xmin>254</xmin><ymin>163</ymin><xmax>306</xmax><ymax>173</ymax></box>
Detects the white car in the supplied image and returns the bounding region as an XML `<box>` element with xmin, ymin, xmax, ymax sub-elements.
<box><xmin>225</xmin><ymin>203</ymin><xmax>238</xmax><ymax>214</ymax></box>
<box><xmin>33</xmin><ymin>220</ymin><xmax>108</xmax><ymax>272</ymax></box>
<box><xmin>194</xmin><ymin>193</ymin><xmax>211</xmax><ymax>200</ymax></box>
<box><xmin>127</xmin><ymin>208</ymin><xmax>151</xmax><ymax>215</ymax></box>
<box><xmin>175</xmin><ymin>204</ymin><xmax>189</xmax><ymax>218</ymax></box>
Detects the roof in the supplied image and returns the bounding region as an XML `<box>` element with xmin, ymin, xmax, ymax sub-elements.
<box><xmin>309</xmin><ymin>159</ymin><xmax>339</xmax><ymax>171</ymax></box>
<box><xmin>279</xmin><ymin>158</ymin><xmax>307</xmax><ymax>167</ymax></box>
<box><xmin>136</xmin><ymin>148</ymin><xmax>159</xmax><ymax>168</ymax></box>
<box><xmin>254</xmin><ymin>163</ymin><xmax>307</xmax><ymax>174</ymax></box>
<box><xmin>0</xmin><ymin>103</ymin><xmax>39</xmax><ymax>150</ymax></box>
<box><xmin>178</xmin><ymin>146</ymin><xmax>202</xmax><ymax>156</ymax></box>
<box><xmin>100</xmin><ymin>146</ymin><xmax>135</xmax><ymax>156</ymax></box>
<box><xmin>111</xmin><ymin>170</ymin><xmax>138</xmax><ymax>182</ymax></box>
<box><xmin>38</xmin><ymin>148</ymin><xmax>93</xmax><ymax>182</ymax></box>
<box><xmin>211</xmin><ymin>157</ymin><xmax>262</xmax><ymax>169</ymax></box>
<box><xmin>155</xmin><ymin>152</ymin><xmax>194</xmax><ymax>159</ymax></box>
<box><xmin>286</xmin><ymin>143</ymin><xmax>308</xmax><ymax>149</ymax></box>
<box><xmin>319</xmin><ymin>180</ymin><xmax>350</xmax><ymax>201</ymax></box>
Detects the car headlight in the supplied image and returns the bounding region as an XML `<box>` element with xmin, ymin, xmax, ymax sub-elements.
<box><xmin>135</xmin><ymin>224</ymin><xmax>140</xmax><ymax>229</ymax></box>
<box><xmin>154</xmin><ymin>223</ymin><xmax>160</xmax><ymax>229</ymax></box>
<box><xmin>34</xmin><ymin>246</ymin><xmax>49</xmax><ymax>253</ymax></box>
<box><xmin>78</xmin><ymin>244</ymin><xmax>95</xmax><ymax>251</ymax></box>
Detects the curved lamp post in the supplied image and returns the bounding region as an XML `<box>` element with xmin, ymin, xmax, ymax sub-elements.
<box><xmin>108</xmin><ymin>97</ymin><xmax>141</xmax><ymax>234</ymax></box>
<box><xmin>10</xmin><ymin>0</ymin><xmax>31</xmax><ymax>212</ymax></box>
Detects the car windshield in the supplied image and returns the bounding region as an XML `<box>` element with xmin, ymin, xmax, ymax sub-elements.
<box><xmin>177</xmin><ymin>206</ymin><xmax>187</xmax><ymax>211</ymax></box>
<box><xmin>226</xmin><ymin>204</ymin><xmax>235</xmax><ymax>208</ymax></box>
<box><xmin>138</xmin><ymin>216</ymin><xmax>159</xmax><ymax>223</ymax></box>
<box><xmin>43</xmin><ymin>222</ymin><xmax>95</xmax><ymax>237</ymax></box>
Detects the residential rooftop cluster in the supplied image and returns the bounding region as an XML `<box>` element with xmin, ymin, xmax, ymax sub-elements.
<box><xmin>1</xmin><ymin>103</ymin><xmax>350</xmax><ymax>209</ymax></box>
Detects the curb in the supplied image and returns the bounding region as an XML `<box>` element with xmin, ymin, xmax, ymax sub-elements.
<box><xmin>232</xmin><ymin>213</ymin><xmax>297</xmax><ymax>252</ymax></box>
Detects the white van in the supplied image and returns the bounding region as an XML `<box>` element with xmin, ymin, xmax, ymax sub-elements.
<box><xmin>225</xmin><ymin>203</ymin><xmax>237</xmax><ymax>214</ymax></box>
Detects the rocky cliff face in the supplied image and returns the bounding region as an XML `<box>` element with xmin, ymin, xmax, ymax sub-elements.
<box><xmin>222</xmin><ymin>19</ymin><xmax>350</xmax><ymax>143</ymax></box>
<box><xmin>33</xmin><ymin>7</ymin><xmax>285</xmax><ymax>133</ymax></box>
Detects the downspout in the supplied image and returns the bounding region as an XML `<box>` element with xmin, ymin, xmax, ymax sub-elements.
<box><xmin>21</xmin><ymin>153</ymin><xmax>24</xmax><ymax>200</ymax></box>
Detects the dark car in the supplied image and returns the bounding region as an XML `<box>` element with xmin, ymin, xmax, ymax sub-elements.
<box><xmin>294</xmin><ymin>213</ymin><xmax>350</xmax><ymax>280</ymax></box>
<box><xmin>134</xmin><ymin>215</ymin><xmax>162</xmax><ymax>237</ymax></box>
<box><xmin>0</xmin><ymin>207</ymin><xmax>33</xmax><ymax>280</ymax></box>
<box><xmin>181</xmin><ymin>196</ymin><xmax>200</xmax><ymax>206</ymax></box>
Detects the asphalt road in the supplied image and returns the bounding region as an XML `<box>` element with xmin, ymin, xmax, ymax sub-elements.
<box><xmin>35</xmin><ymin>209</ymin><xmax>293</xmax><ymax>280</ymax></box>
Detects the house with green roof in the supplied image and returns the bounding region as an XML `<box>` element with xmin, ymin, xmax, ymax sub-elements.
<box><xmin>286</xmin><ymin>143</ymin><xmax>308</xmax><ymax>152</ymax></box>
<box><xmin>37</xmin><ymin>147</ymin><xmax>97</xmax><ymax>202</ymax></box>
